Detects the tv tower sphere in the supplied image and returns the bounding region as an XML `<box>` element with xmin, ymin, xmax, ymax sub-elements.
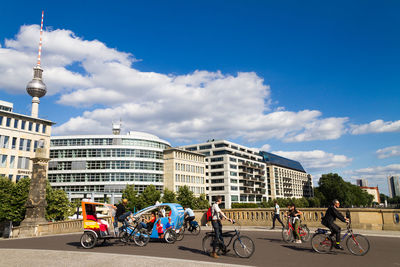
<box><xmin>26</xmin><ymin>66</ymin><xmax>47</xmax><ymax>98</ymax></box>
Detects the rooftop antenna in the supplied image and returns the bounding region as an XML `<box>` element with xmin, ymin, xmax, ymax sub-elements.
<box><xmin>26</xmin><ymin>11</ymin><xmax>47</xmax><ymax>118</ymax></box>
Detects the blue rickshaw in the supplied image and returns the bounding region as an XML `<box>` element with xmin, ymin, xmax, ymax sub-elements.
<box><xmin>132</xmin><ymin>203</ymin><xmax>184</xmax><ymax>243</ymax></box>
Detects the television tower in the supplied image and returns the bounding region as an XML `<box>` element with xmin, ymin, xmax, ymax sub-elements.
<box><xmin>26</xmin><ymin>11</ymin><xmax>47</xmax><ymax>118</ymax></box>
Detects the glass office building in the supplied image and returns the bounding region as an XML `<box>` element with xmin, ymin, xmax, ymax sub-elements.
<box><xmin>48</xmin><ymin>131</ymin><xmax>170</xmax><ymax>202</ymax></box>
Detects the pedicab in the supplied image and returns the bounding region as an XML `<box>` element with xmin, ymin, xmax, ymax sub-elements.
<box><xmin>80</xmin><ymin>200</ymin><xmax>117</xmax><ymax>249</ymax></box>
<box><xmin>132</xmin><ymin>203</ymin><xmax>185</xmax><ymax>243</ymax></box>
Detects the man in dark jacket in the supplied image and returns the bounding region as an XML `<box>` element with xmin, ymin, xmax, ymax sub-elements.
<box><xmin>321</xmin><ymin>199</ymin><xmax>349</xmax><ymax>249</ymax></box>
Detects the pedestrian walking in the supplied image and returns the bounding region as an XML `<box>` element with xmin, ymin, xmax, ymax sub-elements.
<box><xmin>271</xmin><ymin>200</ymin><xmax>284</xmax><ymax>229</ymax></box>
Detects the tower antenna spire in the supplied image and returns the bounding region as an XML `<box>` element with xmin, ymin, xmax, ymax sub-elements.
<box><xmin>37</xmin><ymin>11</ymin><xmax>44</xmax><ymax>66</ymax></box>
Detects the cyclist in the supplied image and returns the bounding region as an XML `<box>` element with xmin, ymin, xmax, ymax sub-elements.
<box><xmin>321</xmin><ymin>199</ymin><xmax>349</xmax><ymax>250</ymax></box>
<box><xmin>210</xmin><ymin>196</ymin><xmax>233</xmax><ymax>258</ymax></box>
<box><xmin>184</xmin><ymin>206</ymin><xmax>195</xmax><ymax>230</ymax></box>
<box><xmin>286</xmin><ymin>203</ymin><xmax>303</xmax><ymax>243</ymax></box>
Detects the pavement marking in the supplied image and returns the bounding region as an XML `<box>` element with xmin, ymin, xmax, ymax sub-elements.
<box><xmin>0</xmin><ymin>248</ymin><xmax>254</xmax><ymax>267</ymax></box>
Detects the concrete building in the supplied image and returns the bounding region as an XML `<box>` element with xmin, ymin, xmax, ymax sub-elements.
<box><xmin>163</xmin><ymin>148</ymin><xmax>206</xmax><ymax>196</ymax></box>
<box><xmin>0</xmin><ymin>100</ymin><xmax>54</xmax><ymax>182</ymax></box>
<box><xmin>360</xmin><ymin>186</ymin><xmax>380</xmax><ymax>203</ymax></box>
<box><xmin>181</xmin><ymin>140</ymin><xmax>268</xmax><ymax>209</ymax></box>
<box><xmin>388</xmin><ymin>176</ymin><xmax>400</xmax><ymax>198</ymax></box>
<box><xmin>260</xmin><ymin>151</ymin><xmax>313</xmax><ymax>199</ymax></box>
<box><xmin>356</xmin><ymin>178</ymin><xmax>369</xmax><ymax>187</ymax></box>
<box><xmin>48</xmin><ymin>127</ymin><xmax>170</xmax><ymax>203</ymax></box>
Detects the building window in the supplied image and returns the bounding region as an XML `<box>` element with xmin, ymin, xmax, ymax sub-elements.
<box><xmin>0</xmin><ymin>135</ymin><xmax>9</xmax><ymax>148</ymax></box>
<box><xmin>42</xmin><ymin>125</ymin><xmax>46</xmax><ymax>134</ymax></box>
<box><xmin>6</xmin><ymin>117</ymin><xmax>11</xmax><ymax>127</ymax></box>
<box><xmin>211</xmin><ymin>186</ymin><xmax>224</xmax><ymax>191</ymax></box>
<box><xmin>230</xmin><ymin>172</ymin><xmax>238</xmax><ymax>176</ymax></box>
<box><xmin>231</xmin><ymin>186</ymin><xmax>238</xmax><ymax>190</ymax></box>
<box><xmin>231</xmin><ymin>195</ymin><xmax>239</xmax><ymax>202</ymax></box>
<box><xmin>14</xmin><ymin>119</ymin><xmax>18</xmax><ymax>128</ymax></box>
<box><xmin>9</xmin><ymin>156</ymin><xmax>15</xmax><ymax>168</ymax></box>
<box><xmin>0</xmin><ymin>155</ymin><xmax>7</xmax><ymax>167</ymax></box>
<box><xmin>199</xmin><ymin>145</ymin><xmax>212</xmax><ymax>150</ymax></box>
<box><xmin>12</xmin><ymin>137</ymin><xmax>17</xmax><ymax>149</ymax></box>
<box><xmin>17</xmin><ymin>157</ymin><xmax>30</xmax><ymax>169</ymax></box>
<box><xmin>0</xmin><ymin>116</ymin><xmax>3</xmax><ymax>125</ymax></box>
<box><xmin>35</xmin><ymin>123</ymin><xmax>40</xmax><ymax>132</ymax></box>
<box><xmin>28</xmin><ymin>122</ymin><xmax>33</xmax><ymax>131</ymax></box>
<box><xmin>21</xmin><ymin>120</ymin><xmax>26</xmax><ymax>130</ymax></box>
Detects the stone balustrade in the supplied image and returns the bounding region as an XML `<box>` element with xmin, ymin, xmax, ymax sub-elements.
<box><xmin>193</xmin><ymin>208</ymin><xmax>400</xmax><ymax>231</ymax></box>
<box><xmin>8</xmin><ymin>208</ymin><xmax>400</xmax><ymax>238</ymax></box>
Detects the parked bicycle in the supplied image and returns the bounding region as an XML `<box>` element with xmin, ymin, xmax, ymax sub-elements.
<box><xmin>311</xmin><ymin>222</ymin><xmax>370</xmax><ymax>256</ymax></box>
<box><xmin>282</xmin><ymin>216</ymin><xmax>310</xmax><ymax>243</ymax></box>
<box><xmin>202</xmin><ymin>221</ymin><xmax>255</xmax><ymax>258</ymax></box>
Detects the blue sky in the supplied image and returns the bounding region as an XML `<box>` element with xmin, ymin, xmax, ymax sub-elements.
<box><xmin>0</xmin><ymin>1</ymin><xmax>399</xmax><ymax>195</ymax></box>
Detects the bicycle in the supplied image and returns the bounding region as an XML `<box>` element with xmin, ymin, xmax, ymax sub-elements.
<box><xmin>282</xmin><ymin>216</ymin><xmax>310</xmax><ymax>243</ymax></box>
<box><xmin>119</xmin><ymin>220</ymin><xmax>150</xmax><ymax>247</ymax></box>
<box><xmin>202</xmin><ymin>221</ymin><xmax>255</xmax><ymax>258</ymax></box>
<box><xmin>177</xmin><ymin>219</ymin><xmax>201</xmax><ymax>240</ymax></box>
<box><xmin>311</xmin><ymin>222</ymin><xmax>370</xmax><ymax>256</ymax></box>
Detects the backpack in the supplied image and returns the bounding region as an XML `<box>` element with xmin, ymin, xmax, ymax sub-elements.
<box><xmin>206</xmin><ymin>206</ymin><xmax>213</xmax><ymax>222</ymax></box>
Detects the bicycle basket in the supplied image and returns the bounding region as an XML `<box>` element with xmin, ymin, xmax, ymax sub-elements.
<box><xmin>316</xmin><ymin>228</ymin><xmax>328</xmax><ymax>234</ymax></box>
<box><xmin>190</xmin><ymin>220</ymin><xmax>199</xmax><ymax>227</ymax></box>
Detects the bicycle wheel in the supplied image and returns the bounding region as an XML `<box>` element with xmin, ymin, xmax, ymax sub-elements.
<box><xmin>119</xmin><ymin>231</ymin><xmax>130</xmax><ymax>243</ymax></box>
<box><xmin>346</xmin><ymin>234</ymin><xmax>370</xmax><ymax>256</ymax></box>
<box><xmin>176</xmin><ymin>229</ymin><xmax>184</xmax><ymax>241</ymax></box>
<box><xmin>134</xmin><ymin>230</ymin><xmax>150</xmax><ymax>247</ymax></box>
<box><xmin>164</xmin><ymin>229</ymin><xmax>177</xmax><ymax>244</ymax></box>
<box><xmin>202</xmin><ymin>234</ymin><xmax>215</xmax><ymax>254</ymax></box>
<box><xmin>311</xmin><ymin>233</ymin><xmax>333</xmax><ymax>253</ymax></box>
<box><xmin>300</xmin><ymin>225</ymin><xmax>310</xmax><ymax>242</ymax></box>
<box><xmin>80</xmin><ymin>232</ymin><xmax>97</xmax><ymax>249</ymax></box>
<box><xmin>233</xmin><ymin>235</ymin><xmax>255</xmax><ymax>258</ymax></box>
<box><xmin>282</xmin><ymin>227</ymin><xmax>293</xmax><ymax>243</ymax></box>
<box><xmin>191</xmin><ymin>225</ymin><xmax>201</xmax><ymax>236</ymax></box>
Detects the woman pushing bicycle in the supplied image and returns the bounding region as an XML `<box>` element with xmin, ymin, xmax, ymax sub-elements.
<box><xmin>286</xmin><ymin>203</ymin><xmax>303</xmax><ymax>243</ymax></box>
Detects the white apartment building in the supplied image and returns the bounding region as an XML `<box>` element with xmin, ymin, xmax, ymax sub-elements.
<box><xmin>48</xmin><ymin>129</ymin><xmax>170</xmax><ymax>203</ymax></box>
<box><xmin>181</xmin><ymin>140</ymin><xmax>268</xmax><ymax>209</ymax></box>
<box><xmin>163</xmin><ymin>148</ymin><xmax>206</xmax><ymax>197</ymax></box>
<box><xmin>0</xmin><ymin>100</ymin><xmax>54</xmax><ymax>182</ymax></box>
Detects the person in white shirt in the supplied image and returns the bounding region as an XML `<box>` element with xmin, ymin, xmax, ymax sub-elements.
<box><xmin>271</xmin><ymin>200</ymin><xmax>284</xmax><ymax>229</ymax></box>
<box><xmin>184</xmin><ymin>206</ymin><xmax>195</xmax><ymax>229</ymax></box>
<box><xmin>210</xmin><ymin>196</ymin><xmax>233</xmax><ymax>258</ymax></box>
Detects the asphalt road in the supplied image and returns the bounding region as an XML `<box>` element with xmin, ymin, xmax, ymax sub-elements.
<box><xmin>1</xmin><ymin>230</ymin><xmax>399</xmax><ymax>267</ymax></box>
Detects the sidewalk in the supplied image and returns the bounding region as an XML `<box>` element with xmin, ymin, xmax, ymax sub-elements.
<box><xmin>0</xmin><ymin>249</ymin><xmax>252</xmax><ymax>267</ymax></box>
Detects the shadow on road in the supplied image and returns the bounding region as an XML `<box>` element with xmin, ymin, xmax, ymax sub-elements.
<box><xmin>257</xmin><ymin>237</ymin><xmax>283</xmax><ymax>243</ymax></box>
<box><xmin>281</xmin><ymin>245</ymin><xmax>314</xmax><ymax>253</ymax></box>
<box><xmin>177</xmin><ymin>245</ymin><xmax>208</xmax><ymax>256</ymax></box>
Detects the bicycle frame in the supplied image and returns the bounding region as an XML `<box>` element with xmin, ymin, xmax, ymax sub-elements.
<box><xmin>285</xmin><ymin>217</ymin><xmax>307</xmax><ymax>238</ymax></box>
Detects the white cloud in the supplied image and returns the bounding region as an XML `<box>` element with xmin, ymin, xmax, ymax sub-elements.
<box><xmin>346</xmin><ymin>164</ymin><xmax>400</xmax><ymax>180</ymax></box>
<box><xmin>350</xmin><ymin>120</ymin><xmax>400</xmax><ymax>135</ymax></box>
<box><xmin>271</xmin><ymin>150</ymin><xmax>353</xmax><ymax>172</ymax></box>
<box><xmin>1</xmin><ymin>25</ymin><xmax>350</xmax><ymax>143</ymax></box>
<box><xmin>376</xmin><ymin>145</ymin><xmax>400</xmax><ymax>159</ymax></box>
<box><xmin>260</xmin><ymin>144</ymin><xmax>271</xmax><ymax>151</ymax></box>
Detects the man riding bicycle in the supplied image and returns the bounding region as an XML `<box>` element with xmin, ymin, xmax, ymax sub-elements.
<box><xmin>321</xmin><ymin>199</ymin><xmax>349</xmax><ymax>250</ymax></box>
<box><xmin>184</xmin><ymin>206</ymin><xmax>195</xmax><ymax>229</ymax></box>
<box><xmin>210</xmin><ymin>196</ymin><xmax>233</xmax><ymax>258</ymax></box>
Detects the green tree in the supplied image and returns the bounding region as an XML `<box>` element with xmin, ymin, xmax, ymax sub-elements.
<box><xmin>0</xmin><ymin>177</ymin><xmax>15</xmax><ymax>222</ymax></box>
<box><xmin>46</xmin><ymin>183</ymin><xmax>73</xmax><ymax>221</ymax></box>
<box><xmin>9</xmin><ymin>178</ymin><xmax>31</xmax><ymax>223</ymax></box>
<box><xmin>161</xmin><ymin>188</ymin><xmax>177</xmax><ymax>203</ymax></box>
<box><xmin>193</xmin><ymin>194</ymin><xmax>210</xmax><ymax>209</ymax></box>
<box><xmin>121</xmin><ymin>184</ymin><xmax>139</xmax><ymax>211</ymax></box>
<box><xmin>138</xmin><ymin>185</ymin><xmax>161</xmax><ymax>209</ymax></box>
<box><xmin>176</xmin><ymin>185</ymin><xmax>195</xmax><ymax>208</ymax></box>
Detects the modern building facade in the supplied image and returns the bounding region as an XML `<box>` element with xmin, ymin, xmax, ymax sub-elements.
<box><xmin>356</xmin><ymin>178</ymin><xmax>369</xmax><ymax>187</ymax></box>
<box><xmin>181</xmin><ymin>140</ymin><xmax>268</xmax><ymax>209</ymax></box>
<box><xmin>388</xmin><ymin>176</ymin><xmax>400</xmax><ymax>198</ymax></box>
<box><xmin>0</xmin><ymin>100</ymin><xmax>54</xmax><ymax>182</ymax></box>
<box><xmin>163</xmin><ymin>148</ymin><xmax>206</xmax><ymax>196</ymax></box>
<box><xmin>48</xmin><ymin>130</ymin><xmax>170</xmax><ymax>202</ymax></box>
<box><xmin>259</xmin><ymin>151</ymin><xmax>313</xmax><ymax>199</ymax></box>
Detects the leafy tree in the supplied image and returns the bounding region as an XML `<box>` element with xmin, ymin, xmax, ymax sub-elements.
<box><xmin>0</xmin><ymin>177</ymin><xmax>15</xmax><ymax>222</ymax></box>
<box><xmin>121</xmin><ymin>184</ymin><xmax>139</xmax><ymax>211</ymax></box>
<box><xmin>161</xmin><ymin>188</ymin><xmax>177</xmax><ymax>203</ymax></box>
<box><xmin>9</xmin><ymin>178</ymin><xmax>31</xmax><ymax>223</ymax></box>
<box><xmin>307</xmin><ymin>197</ymin><xmax>321</xmax><ymax>208</ymax></box>
<box><xmin>138</xmin><ymin>185</ymin><xmax>161</xmax><ymax>210</ymax></box>
<box><xmin>193</xmin><ymin>194</ymin><xmax>210</xmax><ymax>209</ymax></box>
<box><xmin>46</xmin><ymin>183</ymin><xmax>73</xmax><ymax>221</ymax></box>
<box><xmin>177</xmin><ymin>186</ymin><xmax>195</xmax><ymax>208</ymax></box>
